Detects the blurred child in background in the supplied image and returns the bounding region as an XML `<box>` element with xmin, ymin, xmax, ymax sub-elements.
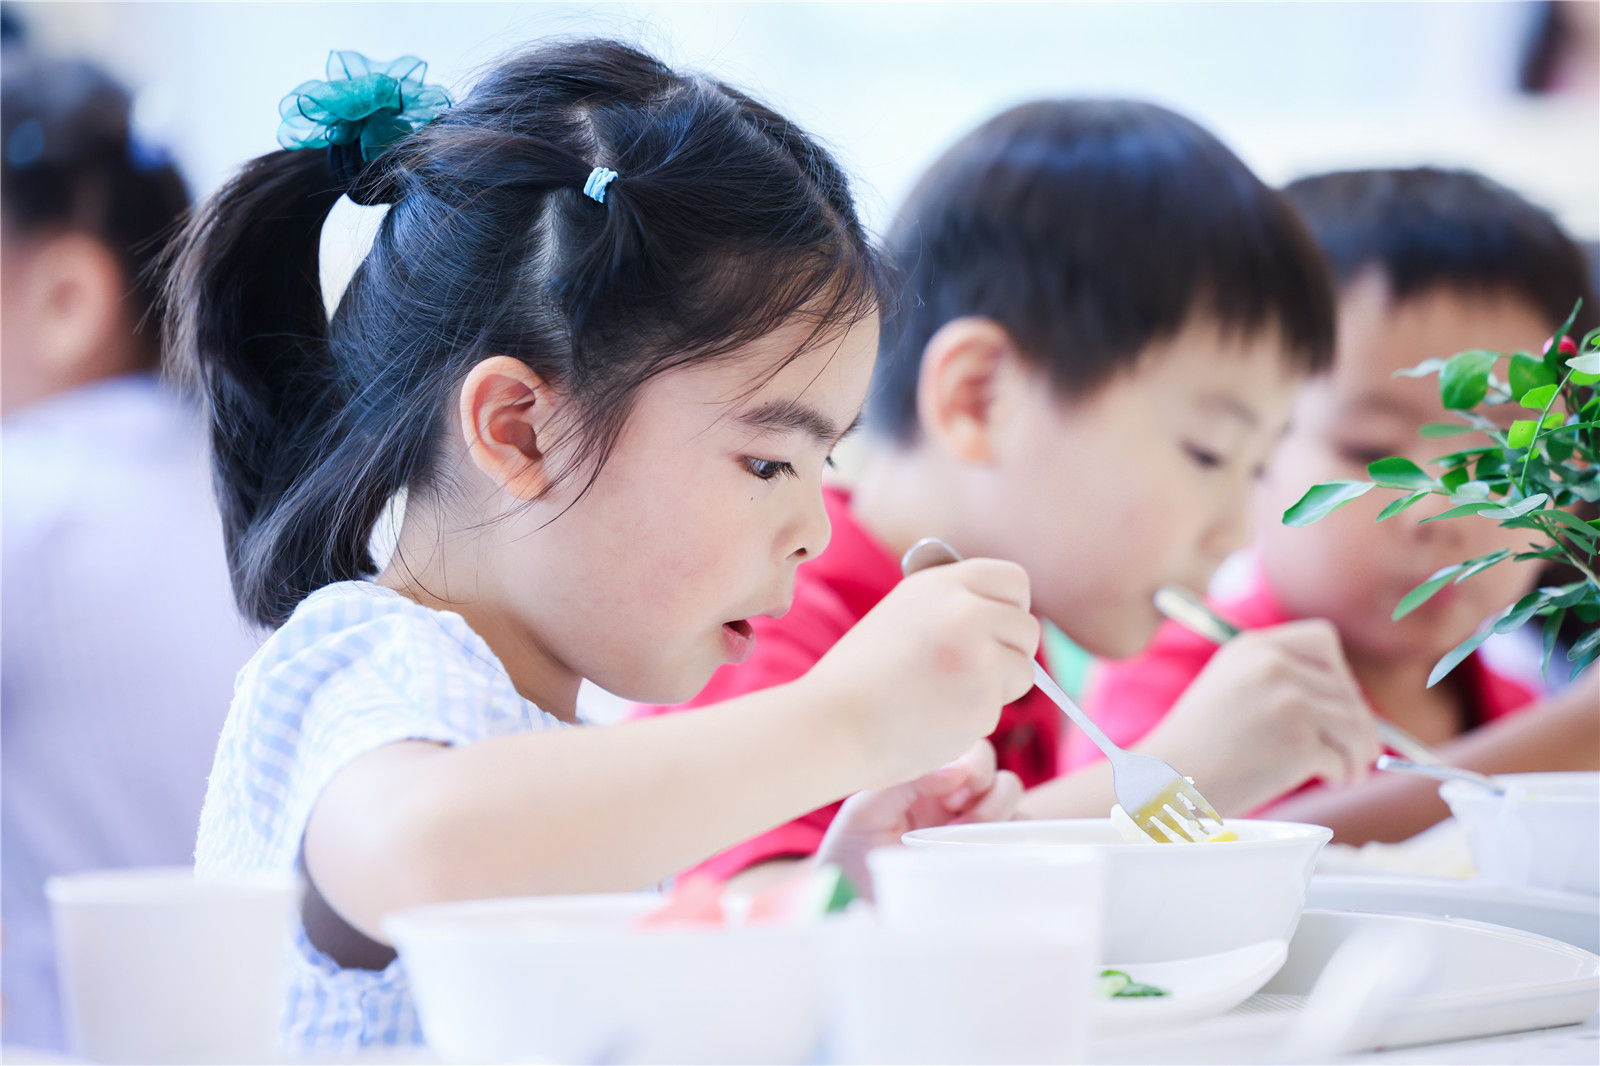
<box><xmin>1</xmin><ymin>50</ymin><xmax>261</xmax><ymax>1049</ymax></box>
<box><xmin>1089</xmin><ymin>167</ymin><xmax>1600</xmax><ymax>844</ymax></box>
<box><xmin>639</xmin><ymin>100</ymin><xmax>1384</xmax><ymax>888</ymax></box>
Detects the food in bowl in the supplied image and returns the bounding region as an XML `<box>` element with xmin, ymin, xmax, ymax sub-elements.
<box><xmin>1441</xmin><ymin>771</ymin><xmax>1600</xmax><ymax>896</ymax></box>
<box><xmin>902</xmin><ymin>819</ymin><xmax>1332</xmax><ymax>963</ymax></box>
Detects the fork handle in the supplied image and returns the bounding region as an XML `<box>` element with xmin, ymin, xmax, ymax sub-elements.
<box><xmin>1032</xmin><ymin>660</ymin><xmax>1124</xmax><ymax>760</ymax></box>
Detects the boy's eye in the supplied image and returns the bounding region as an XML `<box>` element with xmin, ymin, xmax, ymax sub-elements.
<box><xmin>743</xmin><ymin>457</ymin><xmax>797</xmax><ymax>481</ymax></box>
<box><xmin>1184</xmin><ymin>443</ymin><xmax>1223</xmax><ymax>470</ymax></box>
<box><xmin>1336</xmin><ymin>444</ymin><xmax>1395</xmax><ymax>468</ymax></box>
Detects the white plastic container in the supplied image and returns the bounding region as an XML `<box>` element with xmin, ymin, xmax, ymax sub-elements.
<box><xmin>902</xmin><ymin>818</ymin><xmax>1332</xmax><ymax>963</ymax></box>
<box><xmin>385</xmin><ymin>894</ymin><xmax>823</xmax><ymax>1065</ymax></box>
<box><xmin>46</xmin><ymin>866</ymin><xmax>298</xmax><ymax>1065</ymax></box>
<box><xmin>833</xmin><ymin>847</ymin><xmax>1102</xmax><ymax>1063</ymax></box>
<box><xmin>1441</xmin><ymin>771</ymin><xmax>1600</xmax><ymax>896</ymax></box>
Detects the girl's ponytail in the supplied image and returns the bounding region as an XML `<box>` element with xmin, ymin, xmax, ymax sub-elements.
<box><xmin>164</xmin><ymin>149</ymin><xmax>366</xmax><ymax>627</ymax></box>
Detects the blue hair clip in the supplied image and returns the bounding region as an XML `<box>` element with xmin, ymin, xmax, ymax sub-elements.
<box><xmin>583</xmin><ymin>166</ymin><xmax>618</xmax><ymax>204</ymax></box>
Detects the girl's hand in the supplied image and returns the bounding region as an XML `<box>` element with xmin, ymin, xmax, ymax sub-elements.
<box><xmin>1138</xmin><ymin>619</ymin><xmax>1382</xmax><ymax>813</ymax></box>
<box><xmin>815</xmin><ymin>740</ymin><xmax>1022</xmax><ymax>894</ymax></box>
<box><xmin>804</xmin><ymin>558</ymin><xmax>1039</xmax><ymax>788</ymax></box>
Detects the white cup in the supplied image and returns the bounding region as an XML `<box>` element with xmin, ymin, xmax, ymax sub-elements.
<box><xmin>824</xmin><ymin>847</ymin><xmax>1102</xmax><ymax>1063</ymax></box>
<box><xmin>824</xmin><ymin>919</ymin><xmax>1093</xmax><ymax>1064</ymax></box>
<box><xmin>47</xmin><ymin>866</ymin><xmax>299</xmax><ymax>1064</ymax></box>
<box><xmin>869</xmin><ymin>845</ymin><xmax>1103</xmax><ymax>957</ymax></box>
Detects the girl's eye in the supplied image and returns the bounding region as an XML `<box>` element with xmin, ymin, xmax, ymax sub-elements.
<box><xmin>744</xmin><ymin>457</ymin><xmax>797</xmax><ymax>481</ymax></box>
<box><xmin>1184</xmin><ymin>443</ymin><xmax>1223</xmax><ymax>470</ymax></box>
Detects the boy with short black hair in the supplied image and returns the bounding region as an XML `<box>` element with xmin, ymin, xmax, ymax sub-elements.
<box><xmin>641</xmin><ymin>100</ymin><xmax>1383</xmax><ymax>884</ymax></box>
<box><xmin>1088</xmin><ymin>167</ymin><xmax>1599</xmax><ymax>843</ymax></box>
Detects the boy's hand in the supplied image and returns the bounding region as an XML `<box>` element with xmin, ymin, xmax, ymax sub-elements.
<box><xmin>815</xmin><ymin>740</ymin><xmax>1023</xmax><ymax>894</ymax></box>
<box><xmin>805</xmin><ymin>558</ymin><xmax>1039</xmax><ymax>788</ymax></box>
<box><xmin>1139</xmin><ymin>619</ymin><xmax>1382</xmax><ymax>813</ymax></box>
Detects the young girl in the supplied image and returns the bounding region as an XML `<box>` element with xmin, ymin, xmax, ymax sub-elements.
<box><xmin>180</xmin><ymin>41</ymin><xmax>1037</xmax><ymax>1051</ymax></box>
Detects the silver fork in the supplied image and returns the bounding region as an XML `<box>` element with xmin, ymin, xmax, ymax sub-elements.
<box><xmin>900</xmin><ymin>538</ymin><xmax>1224</xmax><ymax>843</ymax></box>
<box><xmin>1152</xmin><ymin>584</ymin><xmax>1445</xmax><ymax>766</ymax></box>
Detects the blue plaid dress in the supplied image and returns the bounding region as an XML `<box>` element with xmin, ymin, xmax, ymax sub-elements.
<box><xmin>195</xmin><ymin>581</ymin><xmax>563</xmax><ymax>1052</ymax></box>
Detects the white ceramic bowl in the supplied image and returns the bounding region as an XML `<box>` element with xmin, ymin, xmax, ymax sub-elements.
<box><xmin>1441</xmin><ymin>771</ymin><xmax>1600</xmax><ymax>896</ymax></box>
<box><xmin>901</xmin><ymin>819</ymin><xmax>1332</xmax><ymax>963</ymax></box>
<box><xmin>384</xmin><ymin>894</ymin><xmax>822</xmax><ymax>1064</ymax></box>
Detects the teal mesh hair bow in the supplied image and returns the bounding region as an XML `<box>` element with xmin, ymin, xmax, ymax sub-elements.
<box><xmin>277</xmin><ymin>51</ymin><xmax>452</xmax><ymax>161</ymax></box>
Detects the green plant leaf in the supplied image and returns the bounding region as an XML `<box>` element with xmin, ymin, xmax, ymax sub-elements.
<box><xmin>1566</xmin><ymin>350</ymin><xmax>1600</xmax><ymax>376</ymax></box>
<box><xmin>1567</xmin><ymin>625</ymin><xmax>1600</xmax><ymax>665</ymax></box>
<box><xmin>1428</xmin><ymin>625</ymin><xmax>1493</xmax><ymax>687</ymax></box>
<box><xmin>1540</xmin><ymin>508</ymin><xmax>1600</xmax><ymax>546</ymax></box>
<box><xmin>1519</xmin><ymin>384</ymin><xmax>1559</xmax><ymax>410</ymax></box>
<box><xmin>1543</xmin><ymin>300</ymin><xmax>1583</xmax><ymax>372</ymax></box>
<box><xmin>1570</xmin><ymin>642</ymin><xmax>1600</xmax><ymax>681</ymax></box>
<box><xmin>1434</xmin><ymin>447</ymin><xmax>1495</xmax><ymax>469</ymax></box>
<box><xmin>1375</xmin><ymin>491</ymin><xmax>1431</xmax><ymax>522</ymax></box>
<box><xmin>1494</xmin><ymin>588</ymin><xmax>1553</xmax><ymax>634</ymax></box>
<box><xmin>1480</xmin><ymin>493</ymin><xmax>1549</xmax><ymax>519</ymax></box>
<box><xmin>1366</xmin><ymin>456</ymin><xmax>1434</xmax><ymax>490</ymax></box>
<box><xmin>1440</xmin><ymin>467</ymin><xmax>1470</xmax><ymax>493</ymax></box>
<box><xmin>1572</xmin><ymin>369</ymin><xmax>1600</xmax><ymax>386</ymax></box>
<box><xmin>1439</xmin><ymin>350</ymin><xmax>1500</xmax><ymax>410</ymax></box>
<box><xmin>1507</xmin><ymin>420</ymin><xmax>1538</xmax><ymax>449</ymax></box>
<box><xmin>1452</xmin><ymin>548</ymin><xmax>1513</xmax><ymax>584</ymax></box>
<box><xmin>1393</xmin><ymin>563</ymin><xmax>1466</xmax><ymax>620</ymax></box>
<box><xmin>1509</xmin><ymin>353</ymin><xmax>1559</xmax><ymax>400</ymax></box>
<box><xmin>1541</xmin><ymin>607</ymin><xmax>1567</xmax><ymax>681</ymax></box>
<box><xmin>1419</xmin><ymin>501</ymin><xmax>1497</xmax><ymax>523</ymax></box>
<box><xmin>1393</xmin><ymin>357</ymin><xmax>1448</xmax><ymax>379</ymax></box>
<box><xmin>1452</xmin><ymin>480</ymin><xmax>1492</xmax><ymax>501</ymax></box>
<box><xmin>1283</xmin><ymin>480</ymin><xmax>1376</xmax><ymax>527</ymax></box>
<box><xmin>1418</xmin><ymin>422</ymin><xmax>1474</xmax><ymax>439</ymax></box>
<box><xmin>1541</xmin><ymin>410</ymin><xmax>1566</xmax><ymax>430</ymax></box>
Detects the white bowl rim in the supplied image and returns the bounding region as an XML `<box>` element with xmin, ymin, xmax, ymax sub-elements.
<box><xmin>1442</xmin><ymin>772</ymin><xmax>1600</xmax><ymax>806</ymax></box>
<box><xmin>382</xmin><ymin>892</ymin><xmax>819</xmax><ymax>946</ymax></box>
<box><xmin>902</xmin><ymin>817</ymin><xmax>1333</xmax><ymax>852</ymax></box>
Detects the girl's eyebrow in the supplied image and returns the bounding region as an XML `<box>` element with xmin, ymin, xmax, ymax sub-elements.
<box><xmin>736</xmin><ymin>398</ymin><xmax>855</xmax><ymax>447</ymax></box>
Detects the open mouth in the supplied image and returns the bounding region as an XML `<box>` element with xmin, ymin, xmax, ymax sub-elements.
<box><xmin>720</xmin><ymin>618</ymin><xmax>757</xmax><ymax>664</ymax></box>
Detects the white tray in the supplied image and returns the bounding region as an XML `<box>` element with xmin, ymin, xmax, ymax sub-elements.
<box><xmin>1308</xmin><ymin>874</ymin><xmax>1599</xmax><ymax>954</ymax></box>
<box><xmin>1091</xmin><ymin>909</ymin><xmax>1599</xmax><ymax>1064</ymax></box>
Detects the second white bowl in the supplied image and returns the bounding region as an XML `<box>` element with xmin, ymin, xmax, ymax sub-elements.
<box><xmin>902</xmin><ymin>818</ymin><xmax>1332</xmax><ymax>962</ymax></box>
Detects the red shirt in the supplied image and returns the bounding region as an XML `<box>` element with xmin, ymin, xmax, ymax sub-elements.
<box><xmin>634</xmin><ymin>486</ymin><xmax>1062</xmax><ymax>880</ymax></box>
<box><xmin>1077</xmin><ymin>566</ymin><xmax>1537</xmax><ymax>809</ymax></box>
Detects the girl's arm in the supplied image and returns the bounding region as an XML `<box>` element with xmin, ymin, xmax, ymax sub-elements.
<box><xmin>1263</xmin><ymin>679</ymin><xmax>1599</xmax><ymax>844</ymax></box>
<box><xmin>304</xmin><ymin>559</ymin><xmax>1039</xmax><ymax>941</ymax></box>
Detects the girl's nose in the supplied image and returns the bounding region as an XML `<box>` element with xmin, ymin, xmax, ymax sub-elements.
<box><xmin>785</xmin><ymin>488</ymin><xmax>833</xmax><ymax>562</ymax></box>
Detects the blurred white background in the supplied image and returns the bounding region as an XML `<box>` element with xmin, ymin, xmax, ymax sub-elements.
<box><xmin>12</xmin><ymin>1</ymin><xmax>1600</xmax><ymax>244</ymax></box>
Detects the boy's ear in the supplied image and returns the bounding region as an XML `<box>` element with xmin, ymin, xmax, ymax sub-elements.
<box><xmin>916</xmin><ymin>317</ymin><xmax>1025</xmax><ymax>464</ymax></box>
<box><xmin>458</xmin><ymin>356</ymin><xmax>561</xmax><ymax>501</ymax></box>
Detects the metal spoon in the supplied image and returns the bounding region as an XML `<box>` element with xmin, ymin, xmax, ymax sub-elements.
<box><xmin>1374</xmin><ymin>754</ymin><xmax>1506</xmax><ymax>795</ymax></box>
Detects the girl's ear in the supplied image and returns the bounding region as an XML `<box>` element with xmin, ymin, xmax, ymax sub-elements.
<box><xmin>915</xmin><ymin>317</ymin><xmax>1027</xmax><ymax>464</ymax></box>
<box><xmin>457</xmin><ymin>356</ymin><xmax>563</xmax><ymax>501</ymax></box>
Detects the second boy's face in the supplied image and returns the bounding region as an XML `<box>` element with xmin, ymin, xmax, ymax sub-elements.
<box><xmin>1255</xmin><ymin>274</ymin><xmax>1549</xmax><ymax>666</ymax></box>
<box><xmin>973</xmin><ymin>319</ymin><xmax>1305</xmax><ymax>659</ymax></box>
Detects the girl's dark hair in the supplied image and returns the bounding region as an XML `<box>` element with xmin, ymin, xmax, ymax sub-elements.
<box><xmin>1282</xmin><ymin>167</ymin><xmax>1597</xmax><ymax>336</ymax></box>
<box><xmin>872</xmin><ymin>99</ymin><xmax>1336</xmax><ymax>444</ymax></box>
<box><xmin>166</xmin><ymin>39</ymin><xmax>884</xmax><ymax>628</ymax></box>
<box><xmin>1</xmin><ymin>51</ymin><xmax>190</xmax><ymax>367</ymax></box>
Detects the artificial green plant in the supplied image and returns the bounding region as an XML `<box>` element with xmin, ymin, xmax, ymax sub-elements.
<box><xmin>1283</xmin><ymin>301</ymin><xmax>1600</xmax><ymax>686</ymax></box>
